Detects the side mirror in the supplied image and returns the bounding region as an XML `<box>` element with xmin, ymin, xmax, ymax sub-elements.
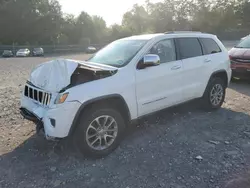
<box><xmin>138</xmin><ymin>54</ymin><xmax>160</xmax><ymax>69</ymax></box>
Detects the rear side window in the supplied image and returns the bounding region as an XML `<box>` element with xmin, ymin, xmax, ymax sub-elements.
<box><xmin>176</xmin><ymin>38</ymin><xmax>203</xmax><ymax>59</ymax></box>
<box><xmin>200</xmin><ymin>38</ymin><xmax>221</xmax><ymax>55</ymax></box>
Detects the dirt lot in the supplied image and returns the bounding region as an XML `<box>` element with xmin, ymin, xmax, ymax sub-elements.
<box><xmin>1</xmin><ymin>54</ymin><xmax>250</xmax><ymax>188</ymax></box>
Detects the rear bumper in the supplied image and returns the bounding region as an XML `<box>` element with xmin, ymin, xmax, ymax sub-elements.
<box><xmin>2</xmin><ymin>55</ymin><xmax>13</xmax><ymax>57</ymax></box>
<box><xmin>33</xmin><ymin>53</ymin><xmax>43</xmax><ymax>56</ymax></box>
<box><xmin>16</xmin><ymin>54</ymin><xmax>28</xmax><ymax>57</ymax></box>
<box><xmin>16</xmin><ymin>54</ymin><xmax>27</xmax><ymax>57</ymax></box>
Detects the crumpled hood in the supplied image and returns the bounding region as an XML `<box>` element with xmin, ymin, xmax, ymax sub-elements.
<box><xmin>29</xmin><ymin>59</ymin><xmax>117</xmax><ymax>92</ymax></box>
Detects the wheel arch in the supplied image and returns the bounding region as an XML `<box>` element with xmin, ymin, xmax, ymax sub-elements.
<box><xmin>68</xmin><ymin>94</ymin><xmax>131</xmax><ymax>136</ymax></box>
<box><xmin>210</xmin><ymin>70</ymin><xmax>229</xmax><ymax>86</ymax></box>
<box><xmin>208</xmin><ymin>69</ymin><xmax>229</xmax><ymax>86</ymax></box>
<box><xmin>203</xmin><ymin>69</ymin><xmax>229</xmax><ymax>96</ymax></box>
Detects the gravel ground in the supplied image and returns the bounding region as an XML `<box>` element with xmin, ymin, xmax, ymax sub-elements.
<box><xmin>1</xmin><ymin>52</ymin><xmax>250</xmax><ymax>188</ymax></box>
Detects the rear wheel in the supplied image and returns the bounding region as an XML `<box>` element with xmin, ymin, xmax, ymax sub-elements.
<box><xmin>202</xmin><ymin>77</ymin><xmax>226</xmax><ymax>110</ymax></box>
<box><xmin>73</xmin><ymin>105</ymin><xmax>126</xmax><ymax>158</ymax></box>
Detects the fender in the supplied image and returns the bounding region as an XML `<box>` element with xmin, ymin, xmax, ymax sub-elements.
<box><xmin>209</xmin><ymin>69</ymin><xmax>229</xmax><ymax>86</ymax></box>
<box><xmin>202</xmin><ymin>69</ymin><xmax>229</xmax><ymax>97</ymax></box>
<box><xmin>68</xmin><ymin>94</ymin><xmax>131</xmax><ymax>136</ymax></box>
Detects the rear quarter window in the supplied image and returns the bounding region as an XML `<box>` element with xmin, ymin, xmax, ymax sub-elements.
<box><xmin>176</xmin><ymin>38</ymin><xmax>203</xmax><ymax>59</ymax></box>
<box><xmin>200</xmin><ymin>38</ymin><xmax>221</xmax><ymax>55</ymax></box>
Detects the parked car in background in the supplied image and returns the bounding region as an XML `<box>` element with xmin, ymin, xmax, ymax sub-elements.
<box><xmin>32</xmin><ymin>47</ymin><xmax>44</xmax><ymax>56</ymax></box>
<box><xmin>16</xmin><ymin>49</ymin><xmax>30</xmax><ymax>57</ymax></box>
<box><xmin>20</xmin><ymin>32</ymin><xmax>231</xmax><ymax>158</ymax></box>
<box><xmin>2</xmin><ymin>50</ymin><xmax>14</xmax><ymax>57</ymax></box>
<box><xmin>241</xmin><ymin>34</ymin><xmax>250</xmax><ymax>41</ymax></box>
<box><xmin>229</xmin><ymin>35</ymin><xmax>250</xmax><ymax>80</ymax></box>
<box><xmin>86</xmin><ymin>46</ymin><xmax>97</xmax><ymax>53</ymax></box>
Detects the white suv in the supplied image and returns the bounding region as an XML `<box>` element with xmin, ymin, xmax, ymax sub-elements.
<box><xmin>20</xmin><ymin>32</ymin><xmax>231</xmax><ymax>157</ymax></box>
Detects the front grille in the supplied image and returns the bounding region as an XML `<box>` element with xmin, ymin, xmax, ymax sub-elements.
<box><xmin>231</xmin><ymin>57</ymin><xmax>250</xmax><ymax>63</ymax></box>
<box><xmin>24</xmin><ymin>85</ymin><xmax>51</xmax><ymax>106</ymax></box>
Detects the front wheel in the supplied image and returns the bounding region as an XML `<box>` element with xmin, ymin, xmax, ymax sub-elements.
<box><xmin>73</xmin><ymin>106</ymin><xmax>126</xmax><ymax>158</ymax></box>
<box><xmin>202</xmin><ymin>77</ymin><xmax>226</xmax><ymax>110</ymax></box>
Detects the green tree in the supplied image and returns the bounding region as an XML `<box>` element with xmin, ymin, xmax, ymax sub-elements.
<box><xmin>92</xmin><ymin>16</ymin><xmax>108</xmax><ymax>43</ymax></box>
<box><xmin>60</xmin><ymin>14</ymin><xmax>78</xmax><ymax>44</ymax></box>
<box><xmin>0</xmin><ymin>0</ymin><xmax>250</xmax><ymax>45</ymax></box>
<box><xmin>122</xmin><ymin>4</ymin><xmax>150</xmax><ymax>34</ymax></box>
<box><xmin>75</xmin><ymin>11</ymin><xmax>94</xmax><ymax>44</ymax></box>
<box><xmin>0</xmin><ymin>0</ymin><xmax>62</xmax><ymax>45</ymax></box>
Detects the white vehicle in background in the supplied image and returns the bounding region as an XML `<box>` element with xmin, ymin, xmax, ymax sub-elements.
<box><xmin>20</xmin><ymin>32</ymin><xmax>231</xmax><ymax>158</ymax></box>
<box><xmin>16</xmin><ymin>48</ymin><xmax>30</xmax><ymax>57</ymax></box>
<box><xmin>241</xmin><ymin>34</ymin><xmax>250</xmax><ymax>41</ymax></box>
<box><xmin>86</xmin><ymin>46</ymin><xmax>97</xmax><ymax>53</ymax></box>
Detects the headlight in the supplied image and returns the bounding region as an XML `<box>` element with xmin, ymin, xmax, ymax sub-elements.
<box><xmin>55</xmin><ymin>93</ymin><xmax>69</xmax><ymax>104</ymax></box>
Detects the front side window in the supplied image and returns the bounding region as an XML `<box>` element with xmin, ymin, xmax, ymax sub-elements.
<box><xmin>200</xmin><ymin>38</ymin><xmax>221</xmax><ymax>54</ymax></box>
<box><xmin>88</xmin><ymin>39</ymin><xmax>147</xmax><ymax>67</ymax></box>
<box><xmin>177</xmin><ymin>38</ymin><xmax>203</xmax><ymax>59</ymax></box>
<box><xmin>149</xmin><ymin>39</ymin><xmax>176</xmax><ymax>63</ymax></box>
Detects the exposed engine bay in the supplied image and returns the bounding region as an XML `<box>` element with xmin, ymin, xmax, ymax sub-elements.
<box><xmin>28</xmin><ymin>59</ymin><xmax>118</xmax><ymax>93</ymax></box>
<box><xmin>69</xmin><ymin>64</ymin><xmax>117</xmax><ymax>88</ymax></box>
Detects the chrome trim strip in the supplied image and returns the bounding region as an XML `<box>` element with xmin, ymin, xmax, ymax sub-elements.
<box><xmin>142</xmin><ymin>96</ymin><xmax>168</xmax><ymax>105</ymax></box>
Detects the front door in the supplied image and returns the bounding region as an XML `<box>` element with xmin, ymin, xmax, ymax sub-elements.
<box><xmin>136</xmin><ymin>38</ymin><xmax>183</xmax><ymax>117</ymax></box>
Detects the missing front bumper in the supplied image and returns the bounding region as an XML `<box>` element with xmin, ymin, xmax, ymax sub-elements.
<box><xmin>20</xmin><ymin>108</ymin><xmax>61</xmax><ymax>141</ymax></box>
<box><xmin>20</xmin><ymin>107</ymin><xmax>44</xmax><ymax>135</ymax></box>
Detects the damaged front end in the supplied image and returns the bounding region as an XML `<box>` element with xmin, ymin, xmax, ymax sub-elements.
<box><xmin>20</xmin><ymin>107</ymin><xmax>46</xmax><ymax>138</ymax></box>
<box><xmin>20</xmin><ymin>59</ymin><xmax>118</xmax><ymax>140</ymax></box>
<box><xmin>29</xmin><ymin>59</ymin><xmax>118</xmax><ymax>93</ymax></box>
<box><xmin>62</xmin><ymin>60</ymin><xmax>118</xmax><ymax>92</ymax></box>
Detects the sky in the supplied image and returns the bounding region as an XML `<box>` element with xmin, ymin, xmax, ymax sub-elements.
<box><xmin>59</xmin><ymin>0</ymin><xmax>161</xmax><ymax>26</ymax></box>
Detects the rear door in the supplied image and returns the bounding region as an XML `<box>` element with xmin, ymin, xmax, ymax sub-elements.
<box><xmin>199</xmin><ymin>37</ymin><xmax>224</xmax><ymax>80</ymax></box>
<box><xmin>176</xmin><ymin>37</ymin><xmax>206</xmax><ymax>100</ymax></box>
<box><xmin>136</xmin><ymin>38</ymin><xmax>183</xmax><ymax>116</ymax></box>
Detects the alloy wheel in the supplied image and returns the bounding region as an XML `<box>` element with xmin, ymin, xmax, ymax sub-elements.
<box><xmin>210</xmin><ymin>84</ymin><xmax>224</xmax><ymax>106</ymax></box>
<box><xmin>86</xmin><ymin>115</ymin><xmax>118</xmax><ymax>151</ymax></box>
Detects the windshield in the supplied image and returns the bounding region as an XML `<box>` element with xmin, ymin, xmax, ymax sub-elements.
<box><xmin>88</xmin><ymin>39</ymin><xmax>147</xmax><ymax>67</ymax></box>
<box><xmin>236</xmin><ymin>37</ymin><xmax>250</xmax><ymax>48</ymax></box>
<box><xmin>18</xmin><ymin>49</ymin><xmax>27</xmax><ymax>52</ymax></box>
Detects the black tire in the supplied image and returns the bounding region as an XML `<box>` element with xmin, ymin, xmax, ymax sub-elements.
<box><xmin>73</xmin><ymin>105</ymin><xmax>126</xmax><ymax>158</ymax></box>
<box><xmin>202</xmin><ymin>77</ymin><xmax>226</xmax><ymax>111</ymax></box>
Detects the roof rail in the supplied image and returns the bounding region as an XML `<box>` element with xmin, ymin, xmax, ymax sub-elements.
<box><xmin>164</xmin><ymin>31</ymin><xmax>202</xmax><ymax>34</ymax></box>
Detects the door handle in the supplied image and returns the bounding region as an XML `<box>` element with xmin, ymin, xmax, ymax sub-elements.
<box><xmin>171</xmin><ymin>65</ymin><xmax>181</xmax><ymax>70</ymax></box>
<box><xmin>204</xmin><ymin>59</ymin><xmax>211</xmax><ymax>63</ymax></box>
